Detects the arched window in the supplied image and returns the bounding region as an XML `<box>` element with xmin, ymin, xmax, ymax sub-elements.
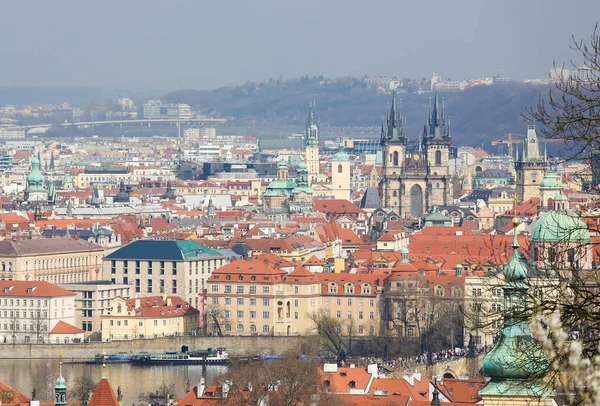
<box><xmin>237</xmin><ymin>324</ymin><xmax>244</xmax><ymax>332</ymax></box>
<box><xmin>337</xmin><ymin>164</ymin><xmax>343</xmax><ymax>173</ymax></box>
<box><xmin>393</xmin><ymin>191</ymin><xmax>397</xmax><ymax>197</ymax></box>
<box><xmin>435</xmin><ymin>150</ymin><xmax>442</xmax><ymax>165</ymax></box>
<box><xmin>393</xmin><ymin>151</ymin><xmax>399</xmax><ymax>166</ymax></box>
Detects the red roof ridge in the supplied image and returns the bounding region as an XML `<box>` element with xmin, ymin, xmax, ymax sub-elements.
<box><xmin>89</xmin><ymin>378</ymin><xmax>119</xmax><ymax>406</ymax></box>
<box><xmin>50</xmin><ymin>320</ymin><xmax>84</xmax><ymax>334</ymax></box>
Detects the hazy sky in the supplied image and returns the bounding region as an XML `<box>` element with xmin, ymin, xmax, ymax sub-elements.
<box><xmin>1</xmin><ymin>0</ymin><xmax>599</xmax><ymax>90</ymax></box>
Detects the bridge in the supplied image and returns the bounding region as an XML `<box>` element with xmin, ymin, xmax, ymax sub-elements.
<box><xmin>23</xmin><ymin>117</ymin><xmax>227</xmax><ymax>130</ymax></box>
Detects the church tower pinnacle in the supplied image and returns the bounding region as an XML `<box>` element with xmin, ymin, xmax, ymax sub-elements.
<box><xmin>515</xmin><ymin>125</ymin><xmax>548</xmax><ymax>203</ymax></box>
<box><xmin>305</xmin><ymin>100</ymin><xmax>320</xmax><ymax>185</ymax></box>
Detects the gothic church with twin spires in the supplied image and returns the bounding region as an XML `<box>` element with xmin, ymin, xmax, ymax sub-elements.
<box><xmin>379</xmin><ymin>92</ymin><xmax>453</xmax><ymax>218</ymax></box>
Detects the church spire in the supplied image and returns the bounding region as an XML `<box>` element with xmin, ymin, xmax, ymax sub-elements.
<box><xmin>479</xmin><ymin>216</ymin><xmax>553</xmax><ymax>401</ymax></box>
<box><xmin>54</xmin><ymin>362</ymin><xmax>67</xmax><ymax>406</ymax></box>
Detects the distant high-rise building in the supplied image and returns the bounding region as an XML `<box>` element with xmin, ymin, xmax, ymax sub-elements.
<box><xmin>143</xmin><ymin>100</ymin><xmax>191</xmax><ymax>120</ymax></box>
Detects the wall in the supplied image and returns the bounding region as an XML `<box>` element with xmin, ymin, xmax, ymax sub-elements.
<box><xmin>0</xmin><ymin>335</ymin><xmax>311</xmax><ymax>359</ymax></box>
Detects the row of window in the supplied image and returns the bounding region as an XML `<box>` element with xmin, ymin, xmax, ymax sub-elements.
<box><xmin>325</xmin><ymin>298</ymin><xmax>375</xmax><ymax>307</ymax></box>
<box><xmin>1</xmin><ymin>298</ymin><xmax>48</xmax><ymax>307</ymax></box>
<box><xmin>2</xmin><ymin>310</ymin><xmax>47</xmax><ymax>319</ymax></box>
<box><xmin>325</xmin><ymin>310</ymin><xmax>376</xmax><ymax>320</ymax></box>
<box><xmin>1</xmin><ymin>323</ymin><xmax>47</xmax><ymax>331</ymax></box>
<box><xmin>213</xmin><ymin>285</ymin><xmax>272</xmax><ymax>294</ymax></box>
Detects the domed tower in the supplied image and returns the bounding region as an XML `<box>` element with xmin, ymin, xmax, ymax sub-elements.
<box><xmin>530</xmin><ymin>190</ymin><xmax>591</xmax><ymax>270</ymax></box>
<box><xmin>54</xmin><ymin>362</ymin><xmax>67</xmax><ymax>406</ymax></box>
<box><xmin>25</xmin><ymin>154</ymin><xmax>47</xmax><ymax>202</ymax></box>
<box><xmin>479</xmin><ymin>218</ymin><xmax>554</xmax><ymax>405</ymax></box>
<box><xmin>291</xmin><ymin>158</ymin><xmax>314</xmax><ymax>213</ymax></box>
<box><xmin>331</xmin><ymin>142</ymin><xmax>350</xmax><ymax>200</ymax></box>
<box><xmin>539</xmin><ymin>171</ymin><xmax>560</xmax><ymax>211</ymax></box>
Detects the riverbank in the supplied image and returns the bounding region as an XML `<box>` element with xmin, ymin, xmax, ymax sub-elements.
<box><xmin>0</xmin><ymin>335</ymin><xmax>312</xmax><ymax>359</ymax></box>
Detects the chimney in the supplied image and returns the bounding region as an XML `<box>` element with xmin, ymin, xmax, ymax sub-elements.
<box><xmin>197</xmin><ymin>377</ymin><xmax>205</xmax><ymax>399</ymax></box>
<box><xmin>167</xmin><ymin>297</ymin><xmax>172</xmax><ymax>307</ymax></box>
<box><xmin>135</xmin><ymin>298</ymin><xmax>140</xmax><ymax>308</ymax></box>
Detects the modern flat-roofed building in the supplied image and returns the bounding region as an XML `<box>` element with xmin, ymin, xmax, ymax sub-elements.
<box><xmin>59</xmin><ymin>281</ymin><xmax>131</xmax><ymax>340</ymax></box>
<box><xmin>104</xmin><ymin>240</ymin><xmax>227</xmax><ymax>309</ymax></box>
<box><xmin>0</xmin><ymin>280</ymin><xmax>79</xmax><ymax>343</ymax></box>
<box><xmin>0</xmin><ymin>238</ymin><xmax>105</xmax><ymax>284</ymax></box>
<box><xmin>143</xmin><ymin>100</ymin><xmax>191</xmax><ymax>120</ymax></box>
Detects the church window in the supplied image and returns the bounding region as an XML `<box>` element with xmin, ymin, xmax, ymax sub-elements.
<box><xmin>435</xmin><ymin>150</ymin><xmax>442</xmax><ymax>165</ymax></box>
<box><xmin>393</xmin><ymin>191</ymin><xmax>397</xmax><ymax>197</ymax></box>
<box><xmin>393</xmin><ymin>151</ymin><xmax>399</xmax><ymax>166</ymax></box>
<box><xmin>337</xmin><ymin>164</ymin><xmax>342</xmax><ymax>173</ymax></box>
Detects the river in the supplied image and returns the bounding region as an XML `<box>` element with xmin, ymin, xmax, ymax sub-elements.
<box><xmin>0</xmin><ymin>359</ymin><xmax>226</xmax><ymax>405</ymax></box>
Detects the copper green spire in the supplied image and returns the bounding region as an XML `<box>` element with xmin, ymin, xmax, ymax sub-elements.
<box><xmin>479</xmin><ymin>217</ymin><xmax>552</xmax><ymax>399</ymax></box>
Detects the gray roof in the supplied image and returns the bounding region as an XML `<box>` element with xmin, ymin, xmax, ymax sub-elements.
<box><xmin>359</xmin><ymin>187</ymin><xmax>382</xmax><ymax>209</ymax></box>
<box><xmin>0</xmin><ymin>238</ymin><xmax>103</xmax><ymax>257</ymax></box>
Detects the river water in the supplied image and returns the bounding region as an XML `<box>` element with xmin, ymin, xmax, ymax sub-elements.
<box><xmin>0</xmin><ymin>359</ymin><xmax>226</xmax><ymax>405</ymax></box>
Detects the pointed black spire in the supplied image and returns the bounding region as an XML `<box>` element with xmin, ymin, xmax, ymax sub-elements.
<box><xmin>50</xmin><ymin>152</ymin><xmax>55</xmax><ymax>171</ymax></box>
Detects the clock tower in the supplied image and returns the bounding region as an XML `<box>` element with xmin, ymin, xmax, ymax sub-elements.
<box><xmin>515</xmin><ymin>126</ymin><xmax>548</xmax><ymax>203</ymax></box>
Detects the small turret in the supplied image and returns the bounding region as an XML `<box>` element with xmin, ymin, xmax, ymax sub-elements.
<box><xmin>54</xmin><ymin>362</ymin><xmax>67</xmax><ymax>406</ymax></box>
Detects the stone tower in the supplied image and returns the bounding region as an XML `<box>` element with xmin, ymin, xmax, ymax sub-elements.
<box><xmin>378</xmin><ymin>92</ymin><xmax>453</xmax><ymax>218</ymax></box>
<box><xmin>423</xmin><ymin>93</ymin><xmax>453</xmax><ymax>209</ymax></box>
<box><xmin>331</xmin><ymin>140</ymin><xmax>351</xmax><ymax>200</ymax></box>
<box><xmin>515</xmin><ymin>126</ymin><xmax>548</xmax><ymax>203</ymax></box>
<box><xmin>379</xmin><ymin>91</ymin><xmax>407</xmax><ymax>211</ymax></box>
<box><xmin>305</xmin><ymin>101</ymin><xmax>320</xmax><ymax>185</ymax></box>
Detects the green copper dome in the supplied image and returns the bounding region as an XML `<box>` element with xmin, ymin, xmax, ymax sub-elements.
<box><xmin>26</xmin><ymin>155</ymin><xmax>46</xmax><ymax>192</ymax></box>
<box><xmin>481</xmin><ymin>323</ymin><xmax>549</xmax><ymax>380</ymax></box>
<box><xmin>297</xmin><ymin>160</ymin><xmax>307</xmax><ymax>171</ymax></box>
<box><xmin>55</xmin><ymin>363</ymin><xmax>67</xmax><ymax>389</ymax></box>
<box><xmin>332</xmin><ymin>145</ymin><xmax>349</xmax><ymax>161</ymax></box>
<box><xmin>263</xmin><ymin>180</ymin><xmax>297</xmax><ymax>197</ymax></box>
<box><xmin>540</xmin><ymin>171</ymin><xmax>560</xmax><ymax>189</ymax></box>
<box><xmin>480</xmin><ymin>218</ymin><xmax>552</xmax><ymax>399</ymax></box>
<box><xmin>278</xmin><ymin>160</ymin><xmax>288</xmax><ymax>170</ymax></box>
<box><xmin>531</xmin><ymin>209</ymin><xmax>590</xmax><ymax>242</ymax></box>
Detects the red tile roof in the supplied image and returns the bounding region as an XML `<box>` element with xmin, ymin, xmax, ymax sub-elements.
<box><xmin>287</xmin><ymin>265</ymin><xmax>319</xmax><ymax>283</ymax></box>
<box><xmin>50</xmin><ymin>320</ymin><xmax>84</xmax><ymax>334</ymax></box>
<box><xmin>117</xmin><ymin>296</ymin><xmax>198</xmax><ymax>319</ymax></box>
<box><xmin>0</xmin><ymin>281</ymin><xmax>75</xmax><ymax>298</ymax></box>
<box><xmin>89</xmin><ymin>378</ymin><xmax>119</xmax><ymax>406</ymax></box>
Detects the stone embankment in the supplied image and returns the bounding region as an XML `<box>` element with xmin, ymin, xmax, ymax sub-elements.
<box><xmin>0</xmin><ymin>336</ymin><xmax>311</xmax><ymax>360</ymax></box>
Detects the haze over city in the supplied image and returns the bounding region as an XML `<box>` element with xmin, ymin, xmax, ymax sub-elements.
<box><xmin>2</xmin><ymin>0</ymin><xmax>600</xmax><ymax>89</ymax></box>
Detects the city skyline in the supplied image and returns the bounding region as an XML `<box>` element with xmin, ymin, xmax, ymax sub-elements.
<box><xmin>1</xmin><ymin>0</ymin><xmax>599</xmax><ymax>90</ymax></box>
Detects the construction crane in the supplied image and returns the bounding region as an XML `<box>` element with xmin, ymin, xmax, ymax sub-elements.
<box><xmin>492</xmin><ymin>133</ymin><xmax>564</xmax><ymax>156</ymax></box>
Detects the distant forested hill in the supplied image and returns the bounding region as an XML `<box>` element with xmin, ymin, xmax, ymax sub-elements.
<box><xmin>164</xmin><ymin>77</ymin><xmax>548</xmax><ymax>148</ymax></box>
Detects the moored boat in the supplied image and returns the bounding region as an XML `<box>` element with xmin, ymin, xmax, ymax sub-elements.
<box><xmin>129</xmin><ymin>348</ymin><xmax>228</xmax><ymax>366</ymax></box>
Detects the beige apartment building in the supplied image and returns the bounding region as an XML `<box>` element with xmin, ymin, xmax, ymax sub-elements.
<box><xmin>102</xmin><ymin>295</ymin><xmax>199</xmax><ymax>340</ymax></box>
<box><xmin>104</xmin><ymin>239</ymin><xmax>227</xmax><ymax>309</ymax></box>
<box><xmin>0</xmin><ymin>238</ymin><xmax>105</xmax><ymax>283</ymax></box>
<box><xmin>206</xmin><ymin>257</ymin><xmax>321</xmax><ymax>336</ymax></box>
<box><xmin>59</xmin><ymin>281</ymin><xmax>131</xmax><ymax>339</ymax></box>
<box><xmin>205</xmin><ymin>256</ymin><xmax>385</xmax><ymax>337</ymax></box>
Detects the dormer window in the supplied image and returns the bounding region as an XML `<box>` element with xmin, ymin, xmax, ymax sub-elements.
<box><xmin>239</xmin><ymin>274</ymin><xmax>244</xmax><ymax>281</ymax></box>
<box><xmin>4</xmin><ymin>287</ymin><xmax>12</xmax><ymax>293</ymax></box>
<box><xmin>349</xmin><ymin>380</ymin><xmax>356</xmax><ymax>388</ymax></box>
<box><xmin>329</xmin><ymin>283</ymin><xmax>337</xmax><ymax>294</ymax></box>
<box><xmin>345</xmin><ymin>283</ymin><xmax>354</xmax><ymax>294</ymax></box>
<box><xmin>226</xmin><ymin>274</ymin><xmax>231</xmax><ymax>281</ymax></box>
<box><xmin>324</xmin><ymin>380</ymin><xmax>331</xmax><ymax>387</ymax></box>
<box><xmin>251</xmin><ymin>274</ymin><xmax>256</xmax><ymax>281</ymax></box>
